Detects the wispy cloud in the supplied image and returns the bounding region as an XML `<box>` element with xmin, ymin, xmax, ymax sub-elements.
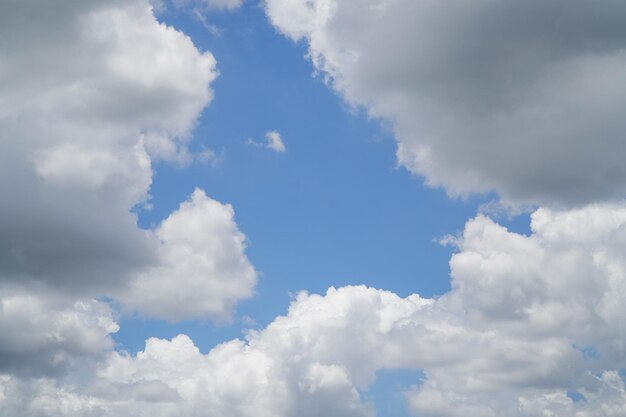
<box><xmin>247</xmin><ymin>130</ymin><xmax>287</xmax><ymax>153</ymax></box>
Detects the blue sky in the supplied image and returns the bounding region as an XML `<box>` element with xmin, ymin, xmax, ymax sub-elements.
<box><xmin>120</xmin><ymin>1</ymin><xmax>531</xmax><ymax>351</ymax></box>
<box><xmin>3</xmin><ymin>1</ymin><xmax>626</xmax><ymax>416</ymax></box>
<box><xmin>117</xmin><ymin>5</ymin><xmax>533</xmax><ymax>413</ymax></box>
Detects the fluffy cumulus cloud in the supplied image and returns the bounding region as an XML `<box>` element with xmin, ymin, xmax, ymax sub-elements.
<box><xmin>4</xmin><ymin>204</ymin><xmax>626</xmax><ymax>416</ymax></box>
<box><xmin>265</xmin><ymin>0</ymin><xmax>626</xmax><ymax>206</ymax></box>
<box><xmin>120</xmin><ymin>188</ymin><xmax>257</xmax><ymax>321</ymax></box>
<box><xmin>0</xmin><ymin>0</ymin><xmax>257</xmax><ymax>377</ymax></box>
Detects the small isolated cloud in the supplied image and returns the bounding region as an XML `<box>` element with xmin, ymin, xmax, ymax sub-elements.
<box><xmin>241</xmin><ymin>315</ymin><xmax>257</xmax><ymax>326</ymax></box>
<box><xmin>172</xmin><ymin>0</ymin><xmax>240</xmax><ymax>36</ymax></box>
<box><xmin>190</xmin><ymin>8</ymin><xmax>225</xmax><ymax>37</ymax></box>
<box><xmin>247</xmin><ymin>131</ymin><xmax>287</xmax><ymax>153</ymax></box>
<box><xmin>196</xmin><ymin>146</ymin><xmax>223</xmax><ymax>167</ymax></box>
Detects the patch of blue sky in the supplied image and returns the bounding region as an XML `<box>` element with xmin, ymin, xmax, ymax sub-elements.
<box><xmin>120</xmin><ymin>1</ymin><xmax>531</xmax><ymax>398</ymax></box>
<box><xmin>566</xmin><ymin>390</ymin><xmax>587</xmax><ymax>404</ymax></box>
<box><xmin>573</xmin><ymin>344</ymin><xmax>600</xmax><ymax>361</ymax></box>
<box><xmin>361</xmin><ymin>369</ymin><xmax>426</xmax><ymax>416</ymax></box>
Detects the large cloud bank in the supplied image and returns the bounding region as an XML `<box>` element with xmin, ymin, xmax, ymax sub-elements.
<box><xmin>0</xmin><ymin>0</ymin><xmax>257</xmax><ymax>380</ymax></box>
<box><xmin>4</xmin><ymin>204</ymin><xmax>626</xmax><ymax>416</ymax></box>
<box><xmin>265</xmin><ymin>0</ymin><xmax>626</xmax><ymax>206</ymax></box>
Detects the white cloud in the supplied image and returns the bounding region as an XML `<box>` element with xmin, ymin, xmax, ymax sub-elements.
<box><xmin>265</xmin><ymin>0</ymin><xmax>626</xmax><ymax>207</ymax></box>
<box><xmin>248</xmin><ymin>131</ymin><xmax>287</xmax><ymax>153</ymax></box>
<box><xmin>4</xmin><ymin>203</ymin><xmax>626</xmax><ymax>416</ymax></box>
<box><xmin>196</xmin><ymin>146</ymin><xmax>223</xmax><ymax>166</ymax></box>
<box><xmin>120</xmin><ymin>188</ymin><xmax>257</xmax><ymax>321</ymax></box>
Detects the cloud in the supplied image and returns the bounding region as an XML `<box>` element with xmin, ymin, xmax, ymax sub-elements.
<box><xmin>3</xmin><ymin>1</ymin><xmax>625</xmax><ymax>416</ymax></box>
<box><xmin>120</xmin><ymin>189</ymin><xmax>257</xmax><ymax>321</ymax></box>
<box><xmin>169</xmin><ymin>0</ymin><xmax>242</xmax><ymax>35</ymax></box>
<box><xmin>0</xmin><ymin>0</ymin><xmax>255</xmax><ymax>322</ymax></box>
<box><xmin>4</xmin><ymin>203</ymin><xmax>626</xmax><ymax>416</ymax></box>
<box><xmin>247</xmin><ymin>131</ymin><xmax>287</xmax><ymax>153</ymax></box>
<box><xmin>265</xmin><ymin>0</ymin><xmax>626</xmax><ymax>207</ymax></box>
<box><xmin>0</xmin><ymin>0</ymin><xmax>259</xmax><ymax>386</ymax></box>
<box><xmin>0</xmin><ymin>291</ymin><xmax>118</xmax><ymax>378</ymax></box>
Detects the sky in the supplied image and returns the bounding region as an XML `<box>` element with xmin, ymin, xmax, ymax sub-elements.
<box><xmin>1</xmin><ymin>1</ymin><xmax>626</xmax><ymax>416</ymax></box>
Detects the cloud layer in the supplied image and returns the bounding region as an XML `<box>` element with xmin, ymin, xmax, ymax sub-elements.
<box><xmin>265</xmin><ymin>0</ymin><xmax>626</xmax><ymax>206</ymax></box>
<box><xmin>4</xmin><ymin>204</ymin><xmax>626</xmax><ymax>416</ymax></box>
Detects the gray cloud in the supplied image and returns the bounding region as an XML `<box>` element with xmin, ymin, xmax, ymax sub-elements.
<box><xmin>266</xmin><ymin>0</ymin><xmax>626</xmax><ymax>207</ymax></box>
<box><xmin>0</xmin><ymin>290</ymin><xmax>118</xmax><ymax>377</ymax></box>
<box><xmin>0</xmin><ymin>0</ymin><xmax>259</xmax><ymax>381</ymax></box>
<box><xmin>0</xmin><ymin>0</ymin><xmax>256</xmax><ymax>321</ymax></box>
